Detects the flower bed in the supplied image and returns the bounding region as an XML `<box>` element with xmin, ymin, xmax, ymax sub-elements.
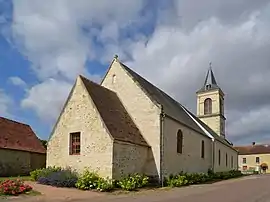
<box><xmin>30</xmin><ymin>167</ymin><xmax>243</xmax><ymax>192</ymax></box>
<box><xmin>0</xmin><ymin>179</ymin><xmax>32</xmax><ymax>196</ymax></box>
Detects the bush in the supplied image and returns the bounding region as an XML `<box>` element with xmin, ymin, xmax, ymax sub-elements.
<box><xmin>96</xmin><ymin>178</ymin><xmax>115</xmax><ymax>192</ymax></box>
<box><xmin>165</xmin><ymin>170</ymin><xmax>243</xmax><ymax>188</ymax></box>
<box><xmin>75</xmin><ymin>170</ymin><xmax>101</xmax><ymax>190</ymax></box>
<box><xmin>37</xmin><ymin>169</ymin><xmax>78</xmax><ymax>188</ymax></box>
<box><xmin>30</xmin><ymin>166</ymin><xmax>62</xmax><ymax>181</ymax></box>
<box><xmin>75</xmin><ymin>170</ymin><xmax>115</xmax><ymax>192</ymax></box>
<box><xmin>0</xmin><ymin>179</ymin><xmax>32</xmax><ymax>196</ymax></box>
<box><xmin>166</xmin><ymin>175</ymin><xmax>188</xmax><ymax>187</ymax></box>
<box><xmin>117</xmin><ymin>174</ymin><xmax>149</xmax><ymax>191</ymax></box>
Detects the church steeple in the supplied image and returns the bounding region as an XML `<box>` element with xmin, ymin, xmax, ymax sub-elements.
<box><xmin>197</xmin><ymin>62</ymin><xmax>221</xmax><ymax>93</ymax></box>
<box><xmin>196</xmin><ymin>63</ymin><xmax>226</xmax><ymax>138</ymax></box>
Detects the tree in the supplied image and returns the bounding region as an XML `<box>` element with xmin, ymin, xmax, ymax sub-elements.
<box><xmin>39</xmin><ymin>139</ymin><xmax>48</xmax><ymax>149</ymax></box>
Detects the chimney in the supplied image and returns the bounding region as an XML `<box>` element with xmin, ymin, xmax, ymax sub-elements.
<box><xmin>252</xmin><ymin>142</ymin><xmax>256</xmax><ymax>146</ymax></box>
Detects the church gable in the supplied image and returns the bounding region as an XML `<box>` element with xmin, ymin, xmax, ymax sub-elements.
<box><xmin>47</xmin><ymin>76</ymin><xmax>114</xmax><ymax>176</ymax></box>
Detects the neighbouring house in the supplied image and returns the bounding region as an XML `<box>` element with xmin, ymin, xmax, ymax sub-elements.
<box><xmin>0</xmin><ymin>117</ymin><xmax>46</xmax><ymax>177</ymax></box>
<box><xmin>47</xmin><ymin>56</ymin><xmax>238</xmax><ymax>182</ymax></box>
<box><xmin>235</xmin><ymin>142</ymin><xmax>270</xmax><ymax>174</ymax></box>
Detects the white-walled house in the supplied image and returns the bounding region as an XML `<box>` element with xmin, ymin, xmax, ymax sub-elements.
<box><xmin>47</xmin><ymin>56</ymin><xmax>238</xmax><ymax>182</ymax></box>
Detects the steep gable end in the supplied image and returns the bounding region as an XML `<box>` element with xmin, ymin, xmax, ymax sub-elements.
<box><xmin>80</xmin><ymin>75</ymin><xmax>149</xmax><ymax>147</ymax></box>
<box><xmin>0</xmin><ymin>117</ymin><xmax>46</xmax><ymax>154</ymax></box>
<box><xmin>119</xmin><ymin>61</ymin><xmax>233</xmax><ymax>148</ymax></box>
<box><xmin>120</xmin><ymin>63</ymin><xmax>207</xmax><ymax>136</ymax></box>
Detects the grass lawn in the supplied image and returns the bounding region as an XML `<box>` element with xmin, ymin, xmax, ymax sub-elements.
<box><xmin>0</xmin><ymin>176</ymin><xmax>33</xmax><ymax>182</ymax></box>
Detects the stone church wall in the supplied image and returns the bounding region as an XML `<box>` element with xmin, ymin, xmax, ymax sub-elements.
<box><xmin>47</xmin><ymin>77</ymin><xmax>113</xmax><ymax>178</ymax></box>
<box><xmin>112</xmin><ymin>141</ymin><xmax>157</xmax><ymax>179</ymax></box>
<box><xmin>214</xmin><ymin>141</ymin><xmax>238</xmax><ymax>172</ymax></box>
<box><xmin>101</xmin><ymin>61</ymin><xmax>161</xmax><ymax>179</ymax></box>
<box><xmin>163</xmin><ymin>117</ymin><xmax>213</xmax><ymax>176</ymax></box>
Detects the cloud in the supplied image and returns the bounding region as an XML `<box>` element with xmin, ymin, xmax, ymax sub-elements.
<box><xmin>8</xmin><ymin>76</ymin><xmax>27</xmax><ymax>88</ymax></box>
<box><xmin>10</xmin><ymin>0</ymin><xmax>148</xmax><ymax>124</ymax></box>
<box><xmin>8</xmin><ymin>0</ymin><xmax>270</xmax><ymax>144</ymax></box>
<box><xmin>21</xmin><ymin>79</ymin><xmax>72</xmax><ymax>123</ymax></box>
<box><xmin>123</xmin><ymin>1</ymin><xmax>270</xmax><ymax>144</ymax></box>
<box><xmin>0</xmin><ymin>89</ymin><xmax>12</xmax><ymax>116</ymax></box>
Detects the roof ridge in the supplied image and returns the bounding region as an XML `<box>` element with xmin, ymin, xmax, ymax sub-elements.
<box><xmin>0</xmin><ymin>116</ymin><xmax>30</xmax><ymax>127</ymax></box>
<box><xmin>79</xmin><ymin>74</ymin><xmax>117</xmax><ymax>95</ymax></box>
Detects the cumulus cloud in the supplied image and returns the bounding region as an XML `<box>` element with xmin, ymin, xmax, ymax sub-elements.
<box><xmin>0</xmin><ymin>89</ymin><xmax>12</xmax><ymax>116</ymax></box>
<box><xmin>124</xmin><ymin>1</ymin><xmax>270</xmax><ymax>144</ymax></box>
<box><xmin>21</xmin><ymin>79</ymin><xmax>72</xmax><ymax>123</ymax></box>
<box><xmin>8</xmin><ymin>76</ymin><xmax>27</xmax><ymax>88</ymax></box>
<box><xmin>8</xmin><ymin>0</ymin><xmax>270</xmax><ymax>144</ymax></box>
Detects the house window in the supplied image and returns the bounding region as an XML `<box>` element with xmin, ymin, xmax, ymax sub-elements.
<box><xmin>204</xmin><ymin>98</ymin><xmax>212</xmax><ymax>115</ymax></box>
<box><xmin>201</xmin><ymin>140</ymin><xmax>205</xmax><ymax>158</ymax></box>
<box><xmin>218</xmin><ymin>150</ymin><xmax>221</xmax><ymax>165</ymax></box>
<box><xmin>226</xmin><ymin>153</ymin><xmax>228</xmax><ymax>166</ymax></box>
<box><xmin>243</xmin><ymin>158</ymin><xmax>247</xmax><ymax>164</ymax></box>
<box><xmin>243</xmin><ymin>166</ymin><xmax>248</xmax><ymax>171</ymax></box>
<box><xmin>177</xmin><ymin>130</ymin><xmax>183</xmax><ymax>154</ymax></box>
<box><xmin>70</xmin><ymin>132</ymin><xmax>81</xmax><ymax>155</ymax></box>
<box><xmin>256</xmin><ymin>157</ymin><xmax>260</xmax><ymax>164</ymax></box>
<box><xmin>231</xmin><ymin>156</ymin><xmax>233</xmax><ymax>168</ymax></box>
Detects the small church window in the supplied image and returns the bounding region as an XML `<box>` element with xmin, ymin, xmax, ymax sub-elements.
<box><xmin>201</xmin><ymin>140</ymin><xmax>205</xmax><ymax>158</ymax></box>
<box><xmin>112</xmin><ymin>74</ymin><xmax>116</xmax><ymax>84</ymax></box>
<box><xmin>226</xmin><ymin>153</ymin><xmax>228</xmax><ymax>167</ymax></box>
<box><xmin>177</xmin><ymin>130</ymin><xmax>183</xmax><ymax>154</ymax></box>
<box><xmin>218</xmin><ymin>150</ymin><xmax>221</xmax><ymax>165</ymax></box>
<box><xmin>204</xmin><ymin>98</ymin><xmax>212</xmax><ymax>115</ymax></box>
<box><xmin>231</xmin><ymin>156</ymin><xmax>233</xmax><ymax>168</ymax></box>
<box><xmin>70</xmin><ymin>132</ymin><xmax>81</xmax><ymax>155</ymax></box>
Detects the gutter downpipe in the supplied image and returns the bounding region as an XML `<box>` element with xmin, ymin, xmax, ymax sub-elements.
<box><xmin>160</xmin><ymin>106</ymin><xmax>165</xmax><ymax>187</ymax></box>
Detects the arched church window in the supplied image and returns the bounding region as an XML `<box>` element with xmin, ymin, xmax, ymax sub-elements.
<box><xmin>218</xmin><ymin>150</ymin><xmax>221</xmax><ymax>165</ymax></box>
<box><xmin>177</xmin><ymin>130</ymin><xmax>183</xmax><ymax>154</ymax></box>
<box><xmin>201</xmin><ymin>140</ymin><xmax>205</xmax><ymax>158</ymax></box>
<box><xmin>226</xmin><ymin>153</ymin><xmax>228</xmax><ymax>167</ymax></box>
<box><xmin>204</xmin><ymin>98</ymin><xmax>212</xmax><ymax>115</ymax></box>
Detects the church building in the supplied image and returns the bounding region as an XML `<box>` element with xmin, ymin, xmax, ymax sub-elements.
<box><xmin>46</xmin><ymin>56</ymin><xmax>238</xmax><ymax>182</ymax></box>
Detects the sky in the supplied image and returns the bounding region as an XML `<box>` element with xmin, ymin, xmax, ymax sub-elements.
<box><xmin>1</xmin><ymin>0</ymin><xmax>270</xmax><ymax>146</ymax></box>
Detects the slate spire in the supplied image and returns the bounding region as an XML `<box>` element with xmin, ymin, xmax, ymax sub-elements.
<box><xmin>197</xmin><ymin>62</ymin><xmax>220</xmax><ymax>93</ymax></box>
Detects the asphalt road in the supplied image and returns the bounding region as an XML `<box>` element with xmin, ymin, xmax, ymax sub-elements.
<box><xmin>93</xmin><ymin>174</ymin><xmax>270</xmax><ymax>202</ymax></box>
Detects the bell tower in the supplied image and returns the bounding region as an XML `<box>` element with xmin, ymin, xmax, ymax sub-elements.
<box><xmin>196</xmin><ymin>63</ymin><xmax>226</xmax><ymax>138</ymax></box>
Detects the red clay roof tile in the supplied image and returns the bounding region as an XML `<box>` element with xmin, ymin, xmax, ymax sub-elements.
<box><xmin>0</xmin><ymin>117</ymin><xmax>46</xmax><ymax>154</ymax></box>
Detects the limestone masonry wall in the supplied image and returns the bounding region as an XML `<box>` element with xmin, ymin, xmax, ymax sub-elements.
<box><xmin>47</xmin><ymin>77</ymin><xmax>113</xmax><ymax>178</ymax></box>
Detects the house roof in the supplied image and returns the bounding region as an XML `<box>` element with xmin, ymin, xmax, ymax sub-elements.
<box><xmin>234</xmin><ymin>144</ymin><xmax>270</xmax><ymax>155</ymax></box>
<box><xmin>0</xmin><ymin>117</ymin><xmax>46</xmax><ymax>154</ymax></box>
<box><xmin>80</xmin><ymin>75</ymin><xmax>149</xmax><ymax>147</ymax></box>
<box><xmin>120</xmin><ymin>62</ymin><xmax>233</xmax><ymax>148</ymax></box>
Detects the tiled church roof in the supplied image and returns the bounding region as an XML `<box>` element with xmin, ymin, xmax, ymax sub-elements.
<box><xmin>0</xmin><ymin>117</ymin><xmax>46</xmax><ymax>154</ymax></box>
<box><xmin>80</xmin><ymin>75</ymin><xmax>149</xmax><ymax>147</ymax></box>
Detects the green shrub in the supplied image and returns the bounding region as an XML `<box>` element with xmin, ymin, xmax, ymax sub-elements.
<box><xmin>166</xmin><ymin>175</ymin><xmax>188</xmax><ymax>187</ymax></box>
<box><xmin>75</xmin><ymin>170</ymin><xmax>102</xmax><ymax>190</ymax></box>
<box><xmin>117</xmin><ymin>174</ymin><xmax>149</xmax><ymax>191</ymax></box>
<box><xmin>30</xmin><ymin>166</ymin><xmax>62</xmax><ymax>181</ymax></box>
<box><xmin>96</xmin><ymin>178</ymin><xmax>115</xmax><ymax>192</ymax></box>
